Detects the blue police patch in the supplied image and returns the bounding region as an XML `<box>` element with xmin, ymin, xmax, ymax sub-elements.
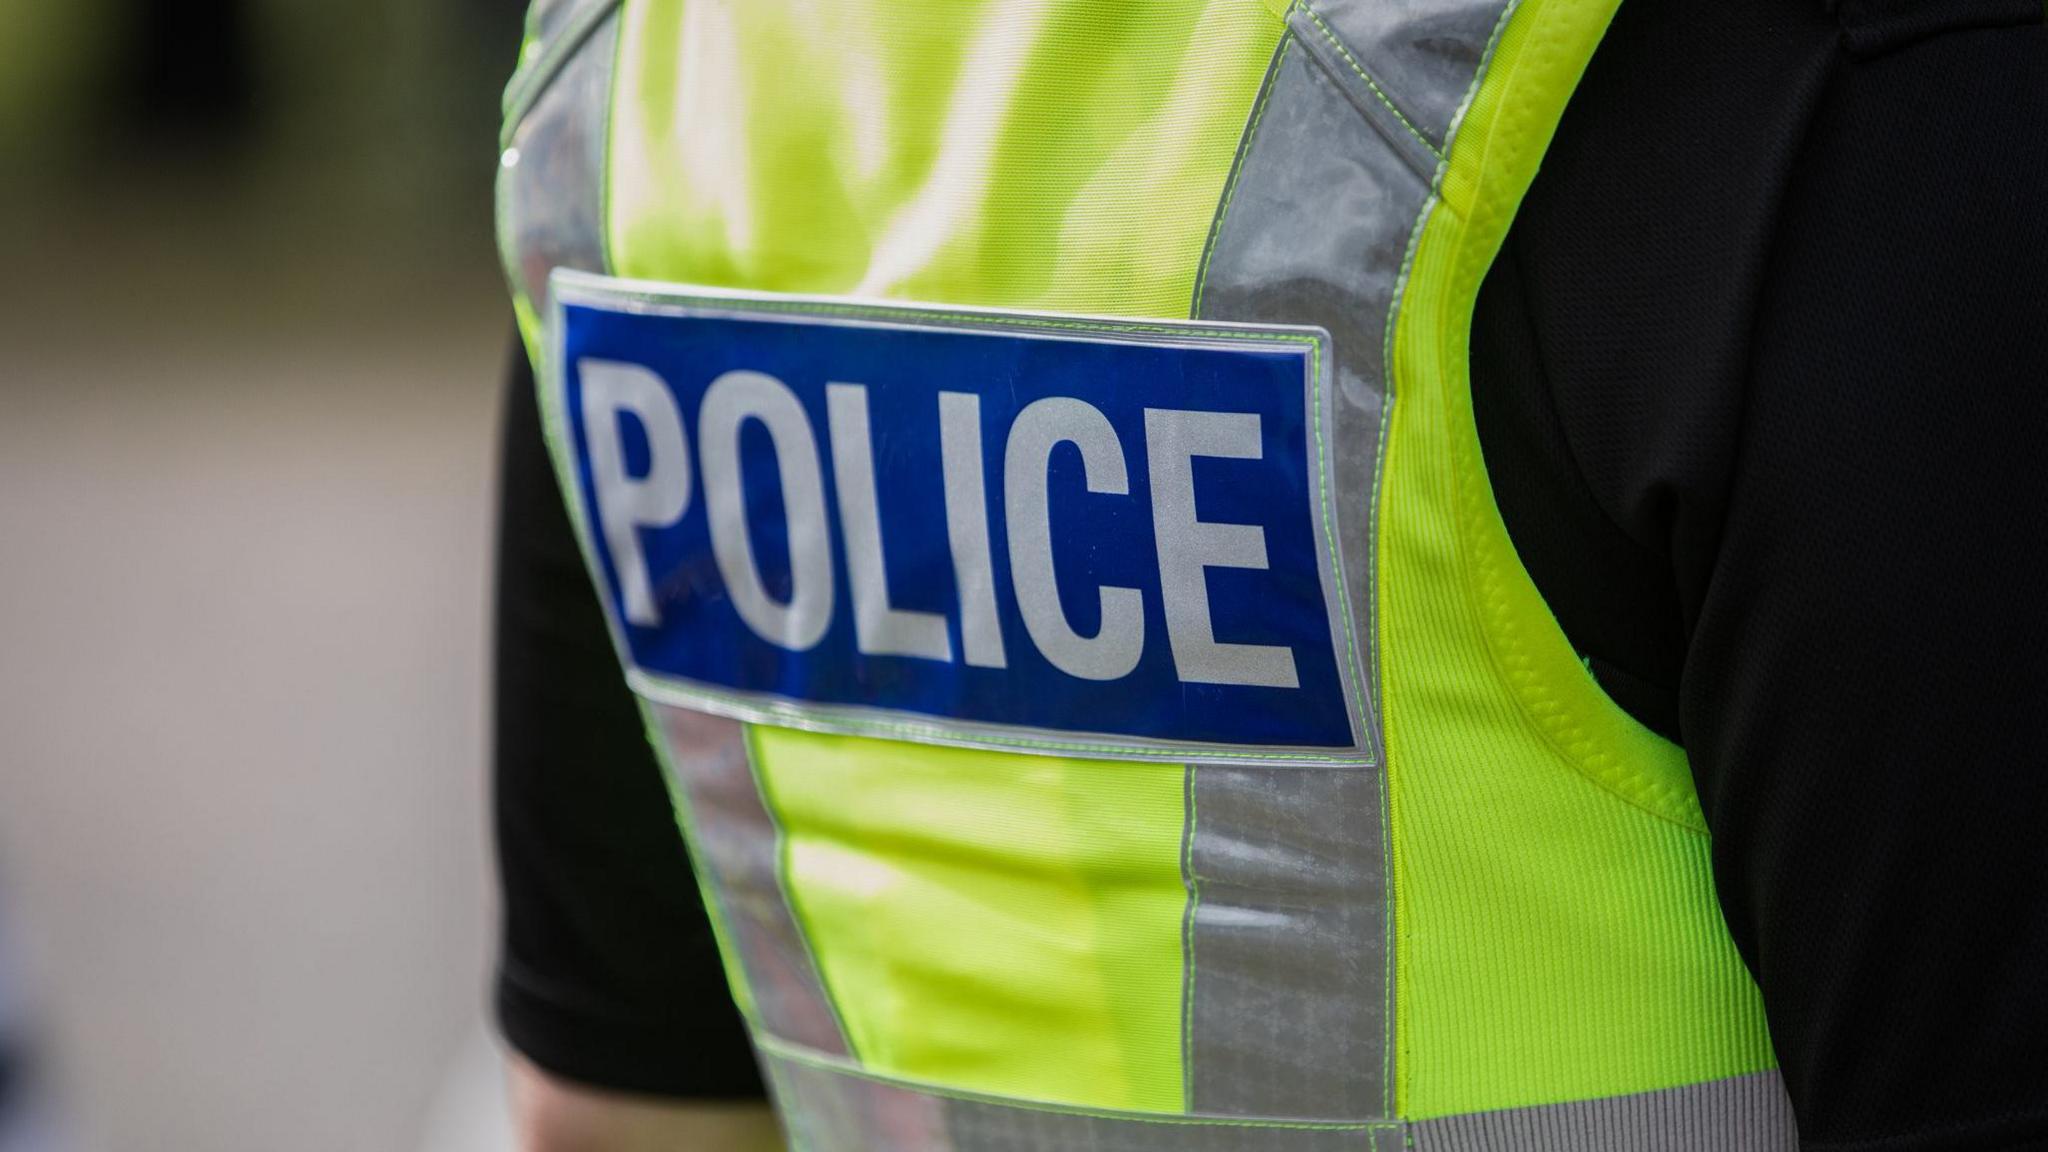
<box><xmin>544</xmin><ymin>271</ymin><xmax>1372</xmax><ymax>766</ymax></box>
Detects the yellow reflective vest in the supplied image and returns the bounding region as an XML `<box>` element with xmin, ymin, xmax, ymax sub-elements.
<box><xmin>498</xmin><ymin>1</ymin><xmax>1791</xmax><ymax>1147</ymax></box>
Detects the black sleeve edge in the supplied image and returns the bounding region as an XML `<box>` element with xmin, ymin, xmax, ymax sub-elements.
<box><xmin>495</xmin><ymin>962</ymin><xmax>769</xmax><ymax>1101</ymax></box>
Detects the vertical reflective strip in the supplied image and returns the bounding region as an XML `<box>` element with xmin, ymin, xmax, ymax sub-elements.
<box><xmin>1199</xmin><ymin>32</ymin><xmax>1432</xmax><ymax>744</ymax></box>
<box><xmin>1409</xmin><ymin>1072</ymin><xmax>1799</xmax><ymax>1152</ymax></box>
<box><xmin>498</xmin><ymin>9</ymin><xmax>618</xmax><ymax>347</ymax></box>
<box><xmin>762</xmin><ymin>1045</ymin><xmax>1397</xmax><ymax>1152</ymax></box>
<box><xmin>1185</xmin><ymin>765</ymin><xmax>1390</xmax><ymax>1118</ymax></box>
<box><xmin>1188</xmin><ymin>0</ymin><xmax>1518</xmax><ymax>1123</ymax></box>
<box><xmin>1189</xmin><ymin>25</ymin><xmax>1446</xmax><ymax>1122</ymax></box>
<box><xmin>652</xmin><ymin>705</ymin><xmax>851</xmax><ymax>1057</ymax></box>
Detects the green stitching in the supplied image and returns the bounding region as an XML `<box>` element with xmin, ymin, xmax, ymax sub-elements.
<box><xmin>1295</xmin><ymin>3</ymin><xmax>1445</xmax><ymax>160</ymax></box>
<box><xmin>1181</xmin><ymin>811</ymin><xmax>1197</xmax><ymax>1110</ymax></box>
<box><xmin>631</xmin><ymin>670</ymin><xmax>1371</xmax><ymax>764</ymax></box>
<box><xmin>741</xmin><ymin>723</ymin><xmax>864</xmax><ymax>1060</ymax></box>
<box><xmin>500</xmin><ymin>0</ymin><xmax>623</xmax><ymax>148</ymax></box>
<box><xmin>1191</xmin><ymin>34</ymin><xmax>1294</xmax><ymax>319</ymax></box>
<box><xmin>756</xmin><ymin>1033</ymin><xmax>1401</xmax><ymax>1132</ymax></box>
<box><xmin>1436</xmin><ymin>0</ymin><xmax>1523</xmax><ymax>161</ymax></box>
<box><xmin>562</xmin><ymin>277</ymin><xmax>1378</xmax><ymax>767</ymax></box>
<box><xmin>1302</xmin><ymin>343</ymin><xmax>1375</xmax><ymax>754</ymax></box>
<box><xmin>563</xmin><ymin>280</ymin><xmax>1323</xmax><ymax>348</ymax></box>
<box><xmin>1362</xmin><ymin>0</ymin><xmax>1523</xmax><ymax>1114</ymax></box>
<box><xmin>1376</xmin><ymin>183</ymin><xmax>1436</xmax><ymax>1120</ymax></box>
<box><xmin>597</xmin><ymin>0</ymin><xmax>624</xmax><ymax>278</ymax></box>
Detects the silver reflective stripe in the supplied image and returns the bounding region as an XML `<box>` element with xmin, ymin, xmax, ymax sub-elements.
<box><xmin>762</xmin><ymin>1044</ymin><xmax>1791</xmax><ymax>1152</ymax></box>
<box><xmin>503</xmin><ymin>0</ymin><xmax>624</xmax><ymax>130</ymax></box>
<box><xmin>1285</xmin><ymin>5</ymin><xmax>1444</xmax><ymax>181</ymax></box>
<box><xmin>497</xmin><ymin>7</ymin><xmax>617</xmax><ymax>323</ymax></box>
<box><xmin>1301</xmin><ymin>0</ymin><xmax>1515</xmax><ymax>149</ymax></box>
<box><xmin>1411</xmin><ymin>1072</ymin><xmax>1800</xmax><ymax>1152</ymax></box>
<box><xmin>1188</xmin><ymin>5</ymin><xmax>1493</xmax><ymax>1120</ymax></box>
<box><xmin>1184</xmin><ymin>764</ymin><xmax>1389</xmax><ymax>1118</ymax></box>
<box><xmin>524</xmin><ymin>0</ymin><xmax>616</xmax><ymax>52</ymax></box>
<box><xmin>762</xmin><ymin>1045</ymin><xmax>1399</xmax><ymax>1152</ymax></box>
<box><xmin>652</xmin><ymin>705</ymin><xmax>851</xmax><ymax>1057</ymax></box>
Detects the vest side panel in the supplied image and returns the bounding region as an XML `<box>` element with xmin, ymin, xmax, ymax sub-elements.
<box><xmin>1377</xmin><ymin>0</ymin><xmax>1780</xmax><ymax>1119</ymax></box>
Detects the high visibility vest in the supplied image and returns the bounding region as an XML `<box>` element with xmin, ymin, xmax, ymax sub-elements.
<box><xmin>498</xmin><ymin>1</ymin><xmax>1794</xmax><ymax>1147</ymax></box>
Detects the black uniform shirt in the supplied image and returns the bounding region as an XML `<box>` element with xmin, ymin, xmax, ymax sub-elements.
<box><xmin>492</xmin><ymin>2</ymin><xmax>2048</xmax><ymax>1147</ymax></box>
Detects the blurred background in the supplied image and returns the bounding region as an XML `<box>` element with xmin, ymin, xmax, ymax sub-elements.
<box><xmin>0</xmin><ymin>0</ymin><xmax>528</xmax><ymax>1147</ymax></box>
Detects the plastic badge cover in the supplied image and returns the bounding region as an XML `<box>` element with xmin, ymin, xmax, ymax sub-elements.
<box><xmin>544</xmin><ymin>270</ymin><xmax>1373</xmax><ymax>767</ymax></box>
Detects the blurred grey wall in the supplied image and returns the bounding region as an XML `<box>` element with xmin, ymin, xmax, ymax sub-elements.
<box><xmin>0</xmin><ymin>2</ymin><xmax>524</xmax><ymax>1149</ymax></box>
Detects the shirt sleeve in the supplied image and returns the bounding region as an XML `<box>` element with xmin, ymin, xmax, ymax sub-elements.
<box><xmin>493</xmin><ymin>339</ymin><xmax>766</xmax><ymax>1100</ymax></box>
<box><xmin>1475</xmin><ymin>7</ymin><xmax>2048</xmax><ymax>1149</ymax></box>
<box><xmin>1679</xmin><ymin>19</ymin><xmax>2048</xmax><ymax>1150</ymax></box>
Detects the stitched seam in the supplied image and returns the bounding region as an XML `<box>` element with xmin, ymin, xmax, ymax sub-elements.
<box><xmin>1376</xmin><ymin>181</ymin><xmax>1434</xmax><ymax>1120</ymax></box>
<box><xmin>565</xmin><ymin>280</ymin><xmax>1372</xmax><ymax>766</ymax></box>
<box><xmin>758</xmin><ymin>1034</ymin><xmax>1401</xmax><ymax>1131</ymax></box>
<box><xmin>1179</xmin><ymin>765</ymin><xmax>1202</xmax><ymax>1113</ymax></box>
<box><xmin>501</xmin><ymin>0</ymin><xmax>624</xmax><ymax>147</ymax></box>
<box><xmin>740</xmin><ymin>724</ymin><xmax>862</xmax><ymax>1061</ymax></box>
<box><xmin>1192</xmin><ymin>33</ymin><xmax>1294</xmax><ymax>319</ymax></box>
<box><xmin>633</xmin><ymin>668</ymin><xmax>1365</xmax><ymax>763</ymax></box>
<box><xmin>632</xmin><ymin>703</ymin><xmax>768</xmax><ymax>1027</ymax></box>
<box><xmin>1296</xmin><ymin>3</ymin><xmax>1445</xmax><ymax>160</ymax></box>
<box><xmin>1304</xmin><ymin>347</ymin><xmax>1375</xmax><ymax>753</ymax></box>
<box><xmin>598</xmin><ymin>1</ymin><xmax>625</xmax><ymax>277</ymax></box>
<box><xmin>1375</xmin><ymin>0</ymin><xmax>1559</xmax><ymax>1119</ymax></box>
<box><xmin>1431</xmin><ymin>6</ymin><xmax>1708</xmax><ymax>834</ymax></box>
<box><xmin>570</xmin><ymin>288</ymin><xmax>1326</xmax><ymax>346</ymax></box>
<box><xmin>1437</xmin><ymin>0</ymin><xmax>1522</xmax><ymax>161</ymax></box>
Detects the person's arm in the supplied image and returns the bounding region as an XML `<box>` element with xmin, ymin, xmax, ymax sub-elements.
<box><xmin>494</xmin><ymin>341</ymin><xmax>772</xmax><ymax>1146</ymax></box>
<box><xmin>1476</xmin><ymin>3</ymin><xmax>2048</xmax><ymax>1147</ymax></box>
<box><xmin>510</xmin><ymin>1057</ymin><xmax>780</xmax><ymax>1152</ymax></box>
<box><xmin>1679</xmin><ymin>17</ymin><xmax>2048</xmax><ymax>1147</ymax></box>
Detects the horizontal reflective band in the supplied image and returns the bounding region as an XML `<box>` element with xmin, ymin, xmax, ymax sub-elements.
<box><xmin>1410</xmin><ymin>1072</ymin><xmax>1798</xmax><ymax>1152</ymax></box>
<box><xmin>762</xmin><ymin>1045</ymin><xmax>1793</xmax><ymax>1152</ymax></box>
<box><xmin>762</xmin><ymin>1045</ymin><xmax>1397</xmax><ymax>1152</ymax></box>
<box><xmin>544</xmin><ymin>271</ymin><xmax>1376</xmax><ymax>766</ymax></box>
<box><xmin>761</xmin><ymin>1041</ymin><xmax>1785</xmax><ymax>1147</ymax></box>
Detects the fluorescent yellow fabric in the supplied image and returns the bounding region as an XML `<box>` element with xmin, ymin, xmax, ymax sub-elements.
<box><xmin>607</xmin><ymin>0</ymin><xmax>1287</xmax><ymax>317</ymax></box>
<box><xmin>750</xmin><ymin>727</ymin><xmax>1188</xmax><ymax>1112</ymax></box>
<box><xmin>1377</xmin><ymin>0</ymin><xmax>1777</xmax><ymax>1118</ymax></box>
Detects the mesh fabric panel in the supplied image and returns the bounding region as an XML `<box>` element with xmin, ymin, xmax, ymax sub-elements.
<box><xmin>1378</xmin><ymin>0</ymin><xmax>1778</xmax><ymax>1118</ymax></box>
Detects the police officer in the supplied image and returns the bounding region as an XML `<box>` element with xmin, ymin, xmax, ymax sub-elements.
<box><xmin>492</xmin><ymin>1</ymin><xmax>2048</xmax><ymax>1149</ymax></box>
